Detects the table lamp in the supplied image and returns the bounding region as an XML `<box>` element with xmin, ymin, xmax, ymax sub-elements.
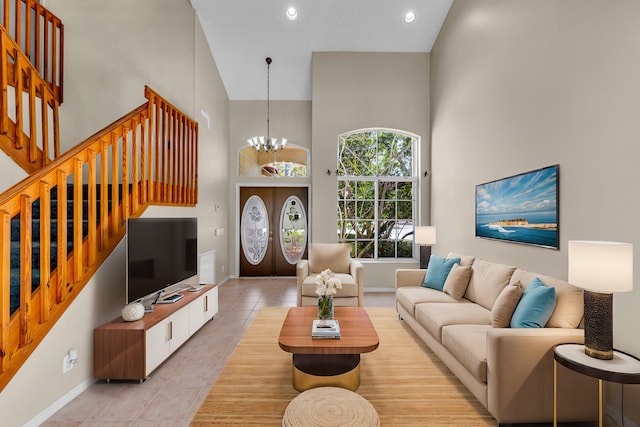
<box><xmin>568</xmin><ymin>240</ymin><xmax>633</xmax><ymax>360</ymax></box>
<box><xmin>415</xmin><ymin>226</ymin><xmax>437</xmax><ymax>269</ymax></box>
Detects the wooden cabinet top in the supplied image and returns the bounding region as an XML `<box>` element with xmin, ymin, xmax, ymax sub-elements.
<box><xmin>96</xmin><ymin>284</ymin><xmax>216</xmax><ymax>331</ymax></box>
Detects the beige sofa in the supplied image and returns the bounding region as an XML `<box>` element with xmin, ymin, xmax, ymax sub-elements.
<box><xmin>395</xmin><ymin>252</ymin><xmax>598</xmax><ymax>425</ymax></box>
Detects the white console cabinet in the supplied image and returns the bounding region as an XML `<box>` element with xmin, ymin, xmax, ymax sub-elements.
<box><xmin>94</xmin><ymin>285</ymin><xmax>218</xmax><ymax>381</ymax></box>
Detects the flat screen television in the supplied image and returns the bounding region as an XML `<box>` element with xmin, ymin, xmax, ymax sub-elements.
<box><xmin>126</xmin><ymin>217</ymin><xmax>198</xmax><ymax>304</ymax></box>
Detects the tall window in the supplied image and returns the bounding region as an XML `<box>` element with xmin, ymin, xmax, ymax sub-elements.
<box><xmin>337</xmin><ymin>130</ymin><xmax>418</xmax><ymax>259</ymax></box>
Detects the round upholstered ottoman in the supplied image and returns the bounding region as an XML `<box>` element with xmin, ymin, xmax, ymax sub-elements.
<box><xmin>282</xmin><ymin>386</ymin><xmax>379</xmax><ymax>427</ymax></box>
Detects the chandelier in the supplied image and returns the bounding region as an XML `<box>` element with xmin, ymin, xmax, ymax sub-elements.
<box><xmin>247</xmin><ymin>57</ymin><xmax>288</xmax><ymax>153</ymax></box>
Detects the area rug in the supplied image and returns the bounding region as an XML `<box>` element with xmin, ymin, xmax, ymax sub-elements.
<box><xmin>191</xmin><ymin>307</ymin><xmax>494</xmax><ymax>426</ymax></box>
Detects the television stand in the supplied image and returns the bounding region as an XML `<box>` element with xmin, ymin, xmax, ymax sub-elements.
<box><xmin>94</xmin><ymin>284</ymin><xmax>218</xmax><ymax>381</ymax></box>
<box><xmin>157</xmin><ymin>293</ymin><xmax>184</xmax><ymax>304</ymax></box>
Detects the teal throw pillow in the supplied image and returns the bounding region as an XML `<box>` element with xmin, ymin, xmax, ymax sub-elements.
<box><xmin>510</xmin><ymin>278</ymin><xmax>557</xmax><ymax>328</ymax></box>
<box><xmin>422</xmin><ymin>255</ymin><xmax>461</xmax><ymax>291</ymax></box>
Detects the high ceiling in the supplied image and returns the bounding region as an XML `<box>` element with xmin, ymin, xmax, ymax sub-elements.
<box><xmin>189</xmin><ymin>0</ymin><xmax>453</xmax><ymax>101</ymax></box>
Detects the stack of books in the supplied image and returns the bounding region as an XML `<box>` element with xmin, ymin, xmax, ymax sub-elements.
<box><xmin>311</xmin><ymin>319</ymin><xmax>341</xmax><ymax>339</ymax></box>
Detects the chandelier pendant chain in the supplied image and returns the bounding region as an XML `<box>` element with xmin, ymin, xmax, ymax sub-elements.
<box><xmin>266</xmin><ymin>57</ymin><xmax>271</xmax><ymax>141</ymax></box>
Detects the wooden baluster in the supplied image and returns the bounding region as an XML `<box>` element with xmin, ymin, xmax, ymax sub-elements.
<box><xmin>73</xmin><ymin>159</ymin><xmax>82</xmax><ymax>283</ymax></box>
<box><xmin>24</xmin><ymin>0</ymin><xmax>32</xmax><ymax>62</ymax></box>
<box><xmin>87</xmin><ymin>149</ymin><xmax>97</xmax><ymax>266</ymax></box>
<box><xmin>110</xmin><ymin>133</ymin><xmax>119</xmax><ymax>236</ymax></box>
<box><xmin>121</xmin><ymin>129</ymin><xmax>129</xmax><ymax>220</ymax></box>
<box><xmin>52</xmin><ymin>95</ymin><xmax>60</xmax><ymax>158</ymax></box>
<box><xmin>179</xmin><ymin>115</ymin><xmax>185</xmax><ymax>203</ymax></box>
<box><xmin>140</xmin><ymin>111</ymin><xmax>148</xmax><ymax>205</ymax></box>
<box><xmin>55</xmin><ymin>170</ymin><xmax>66</xmax><ymax>303</ymax></box>
<box><xmin>43</xmin><ymin>11</ymin><xmax>49</xmax><ymax>86</ymax></box>
<box><xmin>171</xmin><ymin>109</ymin><xmax>177</xmax><ymax>203</ymax></box>
<box><xmin>194</xmin><ymin>121</ymin><xmax>199</xmax><ymax>204</ymax></box>
<box><xmin>100</xmin><ymin>140</ymin><xmax>108</xmax><ymax>250</ymax></box>
<box><xmin>131</xmin><ymin>119</ymin><xmax>139</xmax><ymax>214</ymax></box>
<box><xmin>28</xmin><ymin>68</ymin><xmax>37</xmax><ymax>163</ymax></box>
<box><xmin>19</xmin><ymin>194</ymin><xmax>32</xmax><ymax>347</ymax></box>
<box><xmin>154</xmin><ymin>99</ymin><xmax>160</xmax><ymax>202</ymax></box>
<box><xmin>34</xmin><ymin>2</ymin><xmax>41</xmax><ymax>75</ymax></box>
<box><xmin>39</xmin><ymin>180</ymin><xmax>51</xmax><ymax>322</ymax></box>
<box><xmin>15</xmin><ymin>55</ymin><xmax>23</xmax><ymax>149</ymax></box>
<box><xmin>14</xmin><ymin>0</ymin><xmax>22</xmax><ymax>49</ymax></box>
<box><xmin>0</xmin><ymin>32</ymin><xmax>8</xmax><ymax>135</ymax></box>
<box><xmin>0</xmin><ymin>209</ymin><xmax>10</xmax><ymax>373</ymax></box>
<box><xmin>41</xmin><ymin>91</ymin><xmax>50</xmax><ymax>164</ymax></box>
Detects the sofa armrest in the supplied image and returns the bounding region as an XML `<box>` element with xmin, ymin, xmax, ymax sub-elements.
<box><xmin>395</xmin><ymin>269</ymin><xmax>426</xmax><ymax>289</ymax></box>
<box><xmin>486</xmin><ymin>328</ymin><xmax>597</xmax><ymax>423</ymax></box>
<box><xmin>350</xmin><ymin>259</ymin><xmax>364</xmax><ymax>306</ymax></box>
<box><xmin>296</xmin><ymin>260</ymin><xmax>309</xmax><ymax>307</ymax></box>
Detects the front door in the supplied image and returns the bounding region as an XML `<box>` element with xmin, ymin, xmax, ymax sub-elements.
<box><xmin>239</xmin><ymin>187</ymin><xmax>308</xmax><ymax>276</ymax></box>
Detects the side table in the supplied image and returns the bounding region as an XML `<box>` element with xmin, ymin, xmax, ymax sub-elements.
<box><xmin>554</xmin><ymin>344</ymin><xmax>640</xmax><ymax>427</ymax></box>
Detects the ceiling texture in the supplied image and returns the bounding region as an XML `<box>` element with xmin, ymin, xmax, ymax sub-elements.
<box><xmin>189</xmin><ymin>0</ymin><xmax>453</xmax><ymax>101</ymax></box>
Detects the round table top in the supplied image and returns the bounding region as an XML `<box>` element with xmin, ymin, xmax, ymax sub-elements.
<box><xmin>554</xmin><ymin>344</ymin><xmax>640</xmax><ymax>384</ymax></box>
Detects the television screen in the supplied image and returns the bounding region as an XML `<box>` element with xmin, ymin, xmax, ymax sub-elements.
<box><xmin>475</xmin><ymin>165</ymin><xmax>559</xmax><ymax>249</ymax></box>
<box><xmin>126</xmin><ymin>217</ymin><xmax>198</xmax><ymax>303</ymax></box>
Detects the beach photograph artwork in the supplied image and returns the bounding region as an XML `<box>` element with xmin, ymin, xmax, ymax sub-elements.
<box><xmin>475</xmin><ymin>165</ymin><xmax>559</xmax><ymax>249</ymax></box>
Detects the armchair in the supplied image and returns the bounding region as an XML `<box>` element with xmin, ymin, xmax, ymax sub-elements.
<box><xmin>296</xmin><ymin>243</ymin><xmax>364</xmax><ymax>307</ymax></box>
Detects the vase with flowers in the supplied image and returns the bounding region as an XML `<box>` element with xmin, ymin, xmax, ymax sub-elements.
<box><xmin>315</xmin><ymin>268</ymin><xmax>342</xmax><ymax>320</ymax></box>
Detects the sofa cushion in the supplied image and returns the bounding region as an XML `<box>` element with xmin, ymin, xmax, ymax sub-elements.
<box><xmin>491</xmin><ymin>282</ymin><xmax>524</xmax><ymax>327</ymax></box>
<box><xmin>423</xmin><ymin>255</ymin><xmax>461</xmax><ymax>291</ymax></box>
<box><xmin>415</xmin><ymin>302</ymin><xmax>491</xmax><ymax>342</ymax></box>
<box><xmin>509</xmin><ymin>268</ymin><xmax>584</xmax><ymax>329</ymax></box>
<box><xmin>510</xmin><ymin>278</ymin><xmax>557</xmax><ymax>328</ymax></box>
<box><xmin>443</xmin><ymin>264</ymin><xmax>473</xmax><ymax>300</ymax></box>
<box><xmin>442</xmin><ymin>324</ymin><xmax>491</xmax><ymax>383</ymax></box>
<box><xmin>396</xmin><ymin>286</ymin><xmax>463</xmax><ymax>316</ymax></box>
<box><xmin>308</xmin><ymin>243</ymin><xmax>350</xmax><ymax>274</ymax></box>
<box><xmin>464</xmin><ymin>259</ymin><xmax>516</xmax><ymax>311</ymax></box>
<box><xmin>301</xmin><ymin>272</ymin><xmax>358</xmax><ymax>298</ymax></box>
<box><xmin>447</xmin><ymin>252</ymin><xmax>475</xmax><ymax>267</ymax></box>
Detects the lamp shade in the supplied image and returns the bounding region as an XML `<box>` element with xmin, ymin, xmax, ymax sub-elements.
<box><xmin>415</xmin><ymin>226</ymin><xmax>437</xmax><ymax>245</ymax></box>
<box><xmin>568</xmin><ymin>240</ymin><xmax>633</xmax><ymax>293</ymax></box>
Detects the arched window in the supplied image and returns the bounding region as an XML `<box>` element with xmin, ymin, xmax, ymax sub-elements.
<box><xmin>238</xmin><ymin>145</ymin><xmax>308</xmax><ymax>177</ymax></box>
<box><xmin>337</xmin><ymin>129</ymin><xmax>418</xmax><ymax>259</ymax></box>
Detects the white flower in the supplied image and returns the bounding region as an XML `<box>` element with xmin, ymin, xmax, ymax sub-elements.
<box><xmin>314</xmin><ymin>268</ymin><xmax>342</xmax><ymax>297</ymax></box>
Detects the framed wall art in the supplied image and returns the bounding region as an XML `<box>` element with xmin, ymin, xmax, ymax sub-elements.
<box><xmin>475</xmin><ymin>165</ymin><xmax>559</xmax><ymax>249</ymax></box>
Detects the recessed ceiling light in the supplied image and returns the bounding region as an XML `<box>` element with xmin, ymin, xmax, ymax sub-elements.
<box><xmin>286</xmin><ymin>7</ymin><xmax>298</xmax><ymax>21</ymax></box>
<box><xmin>404</xmin><ymin>11</ymin><xmax>416</xmax><ymax>24</ymax></box>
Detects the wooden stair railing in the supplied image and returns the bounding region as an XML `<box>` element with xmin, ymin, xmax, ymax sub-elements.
<box><xmin>0</xmin><ymin>85</ymin><xmax>198</xmax><ymax>392</ymax></box>
<box><xmin>1</xmin><ymin>0</ymin><xmax>64</xmax><ymax>102</ymax></box>
<box><xmin>0</xmin><ymin>24</ymin><xmax>61</xmax><ymax>173</ymax></box>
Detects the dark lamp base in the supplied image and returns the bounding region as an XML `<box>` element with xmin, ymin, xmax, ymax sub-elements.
<box><xmin>583</xmin><ymin>290</ymin><xmax>613</xmax><ymax>360</ymax></box>
<box><xmin>419</xmin><ymin>246</ymin><xmax>432</xmax><ymax>269</ymax></box>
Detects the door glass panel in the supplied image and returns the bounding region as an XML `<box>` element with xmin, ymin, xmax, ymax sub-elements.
<box><xmin>241</xmin><ymin>195</ymin><xmax>269</xmax><ymax>265</ymax></box>
<box><xmin>279</xmin><ymin>196</ymin><xmax>307</xmax><ymax>264</ymax></box>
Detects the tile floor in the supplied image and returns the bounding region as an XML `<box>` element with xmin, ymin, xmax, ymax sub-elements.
<box><xmin>41</xmin><ymin>277</ymin><xmax>396</xmax><ymax>426</ymax></box>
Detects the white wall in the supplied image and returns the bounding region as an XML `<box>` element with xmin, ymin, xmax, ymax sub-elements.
<box><xmin>312</xmin><ymin>52</ymin><xmax>431</xmax><ymax>289</ymax></box>
<box><xmin>430</xmin><ymin>0</ymin><xmax>640</xmax><ymax>423</ymax></box>
<box><xmin>0</xmin><ymin>1</ymin><xmax>230</xmax><ymax>425</ymax></box>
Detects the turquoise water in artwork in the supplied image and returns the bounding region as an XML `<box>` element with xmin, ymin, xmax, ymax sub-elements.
<box><xmin>476</xmin><ymin>211</ymin><xmax>557</xmax><ymax>248</ymax></box>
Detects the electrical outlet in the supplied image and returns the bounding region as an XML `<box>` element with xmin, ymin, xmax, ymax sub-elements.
<box><xmin>221</xmin><ymin>265</ymin><xmax>225</xmax><ymax>273</ymax></box>
<box><xmin>63</xmin><ymin>354</ymin><xmax>73</xmax><ymax>373</ymax></box>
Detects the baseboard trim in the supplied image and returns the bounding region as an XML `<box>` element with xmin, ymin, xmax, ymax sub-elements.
<box><xmin>24</xmin><ymin>378</ymin><xmax>95</xmax><ymax>427</ymax></box>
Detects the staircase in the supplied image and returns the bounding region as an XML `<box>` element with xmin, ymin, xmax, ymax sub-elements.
<box><xmin>0</xmin><ymin>0</ymin><xmax>198</xmax><ymax>392</ymax></box>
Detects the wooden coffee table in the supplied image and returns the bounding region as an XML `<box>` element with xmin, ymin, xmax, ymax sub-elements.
<box><xmin>278</xmin><ymin>307</ymin><xmax>379</xmax><ymax>391</ymax></box>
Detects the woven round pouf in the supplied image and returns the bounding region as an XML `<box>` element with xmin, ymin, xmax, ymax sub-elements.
<box><xmin>282</xmin><ymin>387</ymin><xmax>379</xmax><ymax>427</ymax></box>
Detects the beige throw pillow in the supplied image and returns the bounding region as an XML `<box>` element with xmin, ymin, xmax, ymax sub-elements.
<box><xmin>443</xmin><ymin>264</ymin><xmax>472</xmax><ymax>300</ymax></box>
<box><xmin>491</xmin><ymin>282</ymin><xmax>524</xmax><ymax>327</ymax></box>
